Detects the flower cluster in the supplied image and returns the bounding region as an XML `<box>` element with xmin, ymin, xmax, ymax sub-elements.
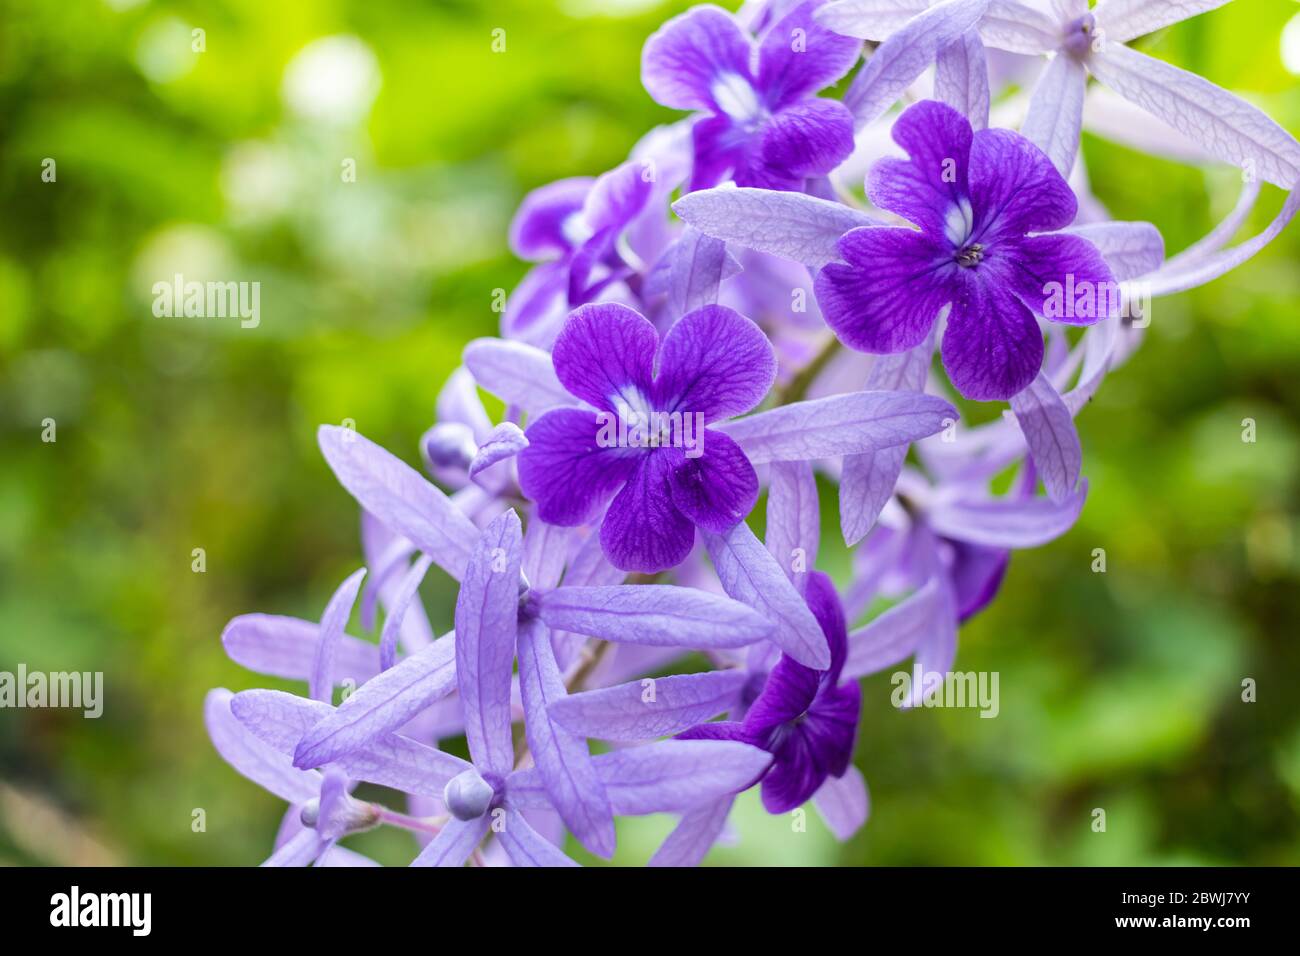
<box><xmin>207</xmin><ymin>0</ymin><xmax>1300</xmax><ymax>866</ymax></box>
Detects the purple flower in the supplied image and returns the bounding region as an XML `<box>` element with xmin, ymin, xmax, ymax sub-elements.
<box><xmin>814</xmin><ymin>99</ymin><xmax>1117</xmax><ymax>401</ymax></box>
<box><xmin>680</xmin><ymin>571</ymin><xmax>860</xmax><ymax>812</ymax></box>
<box><xmin>505</xmin><ymin>161</ymin><xmax>656</xmax><ymax>345</ymax></box>
<box><xmin>517</xmin><ymin>302</ymin><xmax>777</xmax><ymax>573</ymax></box>
<box><xmin>642</xmin><ymin>2</ymin><xmax>860</xmax><ymax>192</ymax></box>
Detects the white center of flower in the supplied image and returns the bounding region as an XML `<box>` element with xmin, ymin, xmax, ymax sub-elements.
<box><xmin>943</xmin><ymin>197</ymin><xmax>975</xmax><ymax>247</ymax></box>
<box><xmin>710</xmin><ymin>72</ymin><xmax>763</xmax><ymax>124</ymax></box>
<box><xmin>560</xmin><ymin>211</ymin><xmax>594</xmax><ymax>247</ymax></box>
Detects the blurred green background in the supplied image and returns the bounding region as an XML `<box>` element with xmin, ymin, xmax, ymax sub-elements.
<box><xmin>1</xmin><ymin>0</ymin><xmax>1298</xmax><ymax>866</ymax></box>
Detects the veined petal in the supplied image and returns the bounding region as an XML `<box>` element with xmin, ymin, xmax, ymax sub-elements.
<box><xmin>497</xmin><ymin>807</ymin><xmax>581</xmax><ymax>867</ymax></box>
<box><xmin>978</xmin><ymin>0</ymin><xmax>1067</xmax><ymax>54</ymax></box>
<box><xmin>379</xmin><ymin>554</ymin><xmax>433</xmax><ymax>672</ymax></box>
<box><xmin>518</xmin><ymin>408</ymin><xmax>642</xmax><ymax>527</ymax></box>
<box><xmin>837</xmin><ymin>0</ymin><xmax>992</xmax><ymax>129</ymax></box>
<box><xmin>866</xmin><ymin>99</ymin><xmax>973</xmax><ymax>236</ymax></box>
<box><xmin>928</xmin><ymin>481</ymin><xmax>1088</xmax><ymax>548</ymax></box>
<box><xmin>410</xmin><ymin>816</ymin><xmax>489</xmax><ymax>867</ymax></box>
<box><xmin>641</xmin><ymin>4</ymin><xmax>755</xmax><ymax>111</ymax></box>
<box><xmin>1009</xmin><ymin>371</ymin><xmax>1082</xmax><ymax>502</ymax></box>
<box><xmin>463</xmin><ymin>338</ymin><xmax>572</xmax><ymax>416</ymax></box>
<box><xmin>813</xmin><ymin>765</ymin><xmax>871</xmax><ymax>840</ymax></box>
<box><xmin>673</xmin><ymin>186</ymin><xmax>883</xmax><ymax>269</ymax></box>
<box><xmin>318</xmin><ymin>426</ymin><xmax>479</xmax><ymax>580</ymax></box>
<box><xmin>221</xmin><ymin>614</ymin><xmax>380</xmax><ymax>686</ymax></box>
<box><xmin>517</xmin><ymin>618</ymin><xmax>616</xmax><ymax>859</ymax></box>
<box><xmin>468</xmin><ymin>422</ymin><xmax>528</xmax><ymax>485</ymax></box>
<box><xmin>759</xmin><ymin>99</ymin><xmax>857</xmax><ymax>181</ymax></box>
<box><xmin>456</xmin><ymin>510</ymin><xmax>525</xmax><ymax>775</ymax></box>
<box><xmin>1021</xmin><ymin>52</ymin><xmax>1087</xmax><ymax>177</ymax></box>
<box><xmin>233</xmin><ymin>689</ymin><xmax>472</xmax><ymax>796</ymax></box>
<box><xmin>940</xmin><ymin>269</ymin><xmax>1044</xmax><ymax>401</ymax></box>
<box><xmin>293</xmin><ymin>636</ymin><xmax>457</xmax><ymax>768</ymax></box>
<box><xmin>595</xmin><ymin>739</ymin><xmax>772</xmax><ymax>814</ymax></box>
<box><xmin>548</xmin><ymin>670</ymin><xmax>748</xmax><ymax>740</ymax></box>
<box><xmin>205</xmin><ymin>689</ymin><xmax>322</xmax><ymax>805</ymax></box>
<box><xmin>702</xmin><ymin>521</ymin><xmax>831</xmax><ymax>669</ymax></box>
<box><xmin>1087</xmin><ymin>43</ymin><xmax>1300</xmax><ymax>189</ymax></box>
<box><xmin>665</xmin><ymin>227</ymin><xmax>742</xmax><ymax>320</ymax></box>
<box><xmin>654</xmin><ymin>305</ymin><xmax>777</xmax><ymax>421</ymax></box>
<box><xmin>719</xmin><ymin>390</ymin><xmax>955</xmax><ymax>463</ymax></box>
<box><xmin>814</xmin><ymin>0</ymin><xmax>931</xmax><ymax>43</ymax></box>
<box><xmin>1094</xmin><ymin>0</ymin><xmax>1236</xmax><ymax>47</ymax></box>
<box><xmin>969</xmin><ymin>127</ymin><xmax>1077</xmax><ymax>241</ymax></box>
<box><xmin>1007</xmin><ymin>232</ymin><xmax>1116</xmax><ymax>324</ymax></box>
<box><xmin>310</xmin><ymin>568</ymin><xmax>366</xmax><ymax>704</ymax></box>
<box><xmin>815</xmin><ymin>227</ymin><xmax>951</xmax><ymax>353</ymax></box>
<box><xmin>668</xmin><ymin>432</ymin><xmax>760</xmax><ymax>534</ymax></box>
<box><xmin>934</xmin><ymin>28</ymin><xmax>990</xmax><ymax>131</ymax></box>
<box><xmin>600</xmin><ymin>452</ymin><xmax>697</xmax><ymax>573</ymax></box>
<box><xmin>1063</xmin><ymin>220</ymin><xmax>1164</xmax><ymax>282</ymax></box>
<box><xmin>649</xmin><ymin>797</ymin><xmax>735</xmax><ymax>866</ymax></box>
<box><xmin>536</xmin><ymin>584</ymin><xmax>773</xmax><ymax>649</ymax></box>
<box><xmin>757</xmin><ymin>1</ymin><xmax>863</xmax><ymax>109</ymax></box>
<box><xmin>552</xmin><ymin>302</ymin><xmax>659</xmax><ymax>413</ymax></box>
<box><xmin>766</xmin><ymin>459</ymin><xmax>820</xmax><ymax>590</ymax></box>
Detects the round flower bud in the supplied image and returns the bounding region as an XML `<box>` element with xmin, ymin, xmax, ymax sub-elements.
<box><xmin>443</xmin><ymin>769</ymin><xmax>495</xmax><ymax>821</ymax></box>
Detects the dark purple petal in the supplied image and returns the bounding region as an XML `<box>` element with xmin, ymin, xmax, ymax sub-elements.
<box><xmin>551</xmin><ymin>302</ymin><xmax>658</xmax><ymax>413</ymax></box>
<box><xmin>815</xmin><ymin>227</ymin><xmax>951</xmax><ymax>353</ymax></box>
<box><xmin>583</xmin><ymin>161</ymin><xmax>654</xmax><ymax>233</ymax></box>
<box><xmin>509</xmin><ymin>177</ymin><xmax>593</xmax><ymax>260</ymax></box>
<box><xmin>600</xmin><ymin>452</ymin><xmax>697</xmax><ymax>573</ymax></box>
<box><xmin>689</xmin><ymin>113</ymin><xmax>749</xmax><ymax>191</ymax></box>
<box><xmin>947</xmin><ymin>540</ymin><xmax>1010</xmax><ymax>622</ymax></box>
<box><xmin>667</xmin><ymin>431</ymin><xmax>759</xmax><ymax>534</ymax></box>
<box><xmin>518</xmin><ymin>408</ymin><xmax>642</xmax><ymax>526</ymax></box>
<box><xmin>804</xmin><ymin>570</ymin><xmax>849</xmax><ymax>679</ymax></box>
<box><xmin>939</xmin><ymin>269</ymin><xmax>1044</xmax><ymax>401</ymax></box>
<box><xmin>654</xmin><ymin>305</ymin><xmax>777</xmax><ymax>421</ymax></box>
<box><xmin>969</xmin><ymin>126</ymin><xmax>1077</xmax><ymax>242</ymax></box>
<box><xmin>758</xmin><ymin>99</ymin><xmax>856</xmax><ymax>182</ymax></box>
<box><xmin>455</xmin><ymin>510</ymin><xmax>524</xmax><ymax>775</ymax></box>
<box><xmin>757</xmin><ymin>2</ymin><xmax>862</xmax><ymax>110</ymax></box>
<box><xmin>760</xmin><ymin>680</ymin><xmax>859</xmax><ymax>812</ymax></box>
<box><xmin>866</xmin><ymin>99</ymin><xmax>972</xmax><ymax>238</ymax></box>
<box><xmin>642</xmin><ymin>5</ymin><xmax>755</xmax><ymax>111</ymax></box>
<box><xmin>1006</xmin><ymin>233</ymin><xmax>1116</xmax><ymax>324</ymax></box>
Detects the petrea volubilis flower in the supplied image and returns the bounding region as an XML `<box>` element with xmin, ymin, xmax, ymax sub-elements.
<box><xmin>642</xmin><ymin>2</ymin><xmax>861</xmax><ymax>191</ymax></box>
<box><xmin>815</xmin><ymin>99</ymin><xmax>1116</xmax><ymax>401</ymax></box>
<box><xmin>518</xmin><ymin>302</ymin><xmax>777</xmax><ymax>573</ymax></box>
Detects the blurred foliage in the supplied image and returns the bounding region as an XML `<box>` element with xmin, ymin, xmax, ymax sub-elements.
<box><xmin>0</xmin><ymin>0</ymin><xmax>1298</xmax><ymax>866</ymax></box>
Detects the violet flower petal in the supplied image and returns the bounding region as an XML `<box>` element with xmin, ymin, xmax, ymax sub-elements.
<box><xmin>222</xmin><ymin>613</ymin><xmax>380</xmax><ymax>686</ymax></box>
<box><xmin>294</xmin><ymin>635</ymin><xmax>457</xmax><ymax>768</ymax></box>
<box><xmin>410</xmin><ymin>815</ymin><xmax>489</xmax><ymax>868</ymax></box>
<box><xmin>649</xmin><ymin>796</ymin><xmax>734</xmax><ymax>866</ymax></box>
<box><xmin>517</xmin><ymin>617</ymin><xmax>616</xmax><ymax>859</ymax></box>
<box><xmin>319</xmin><ymin>426</ymin><xmax>479</xmax><ymax>580</ymax></box>
<box><xmin>310</xmin><ymin>567</ymin><xmax>366</xmax><ymax>703</ymax></box>
<box><xmin>765</xmin><ymin>459</ymin><xmax>820</xmax><ymax>592</ymax></box>
<box><xmin>536</xmin><ymin>584</ymin><xmax>774</xmax><ymax>649</ymax></box>
<box><xmin>1009</xmin><ymin>371</ymin><xmax>1082</xmax><ymax>502</ymax></box>
<box><xmin>641</xmin><ymin>5</ymin><xmax>754</xmax><ymax>111</ymax></box>
<box><xmin>548</xmin><ymin>670</ymin><xmax>748</xmax><ymax>741</ymax></box>
<box><xmin>672</xmin><ymin>186</ymin><xmax>882</xmax><ymax>269</ymax></box>
<box><xmin>653</xmin><ymin>305</ymin><xmax>777</xmax><ymax>421</ymax></box>
<box><xmin>702</xmin><ymin>521</ymin><xmax>831</xmax><ymax>669</ymax></box>
<box><xmin>497</xmin><ymin>807</ymin><xmax>581</xmax><ymax>867</ymax></box>
<box><xmin>456</xmin><ymin>510</ymin><xmax>524</xmax><ymax>776</ymax></box>
<box><xmin>718</xmin><ymin>390</ymin><xmax>955</xmax><ymax>464</ymax></box>
<box><xmin>205</xmin><ymin>689</ymin><xmax>323</xmax><ymax>804</ymax></box>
